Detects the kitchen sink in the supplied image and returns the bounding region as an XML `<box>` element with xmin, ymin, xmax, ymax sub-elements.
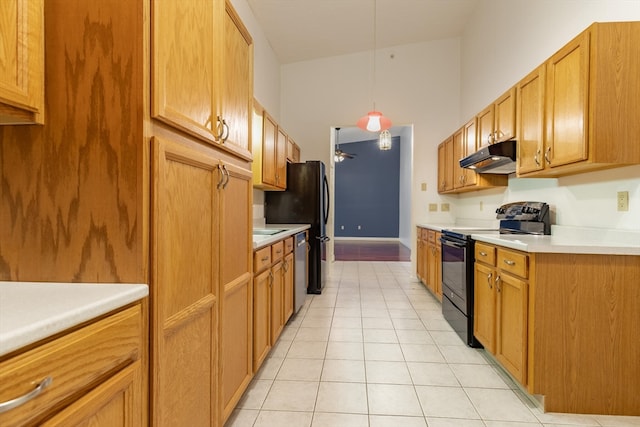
<box><xmin>253</xmin><ymin>228</ymin><xmax>286</xmax><ymax>236</ymax></box>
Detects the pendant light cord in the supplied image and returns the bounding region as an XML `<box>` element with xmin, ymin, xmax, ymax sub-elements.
<box><xmin>372</xmin><ymin>0</ymin><xmax>377</xmax><ymax>111</ymax></box>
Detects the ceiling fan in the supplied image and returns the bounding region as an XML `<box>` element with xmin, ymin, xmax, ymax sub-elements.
<box><xmin>334</xmin><ymin>128</ymin><xmax>356</xmax><ymax>162</ymax></box>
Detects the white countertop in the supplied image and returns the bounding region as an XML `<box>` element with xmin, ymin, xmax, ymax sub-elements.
<box><xmin>417</xmin><ymin>222</ymin><xmax>639</xmax><ymax>255</ymax></box>
<box><xmin>472</xmin><ymin>226</ymin><xmax>640</xmax><ymax>255</ymax></box>
<box><xmin>0</xmin><ymin>282</ymin><xmax>148</xmax><ymax>357</ymax></box>
<box><xmin>253</xmin><ymin>224</ymin><xmax>311</xmax><ymax>249</ymax></box>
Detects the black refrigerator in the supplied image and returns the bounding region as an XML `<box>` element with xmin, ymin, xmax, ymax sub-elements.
<box><xmin>265</xmin><ymin>161</ymin><xmax>329</xmax><ymax>294</ymax></box>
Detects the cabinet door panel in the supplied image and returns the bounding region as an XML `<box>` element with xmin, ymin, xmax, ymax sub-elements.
<box><xmin>270</xmin><ymin>261</ymin><xmax>284</xmax><ymax>342</ymax></box>
<box><xmin>545</xmin><ymin>32</ymin><xmax>589</xmax><ymax>168</ymax></box>
<box><xmin>474</xmin><ymin>262</ymin><xmax>496</xmax><ymax>352</ymax></box>
<box><xmin>222</xmin><ymin>3</ymin><xmax>252</xmax><ymax>159</ymax></box>
<box><xmin>220</xmin><ymin>163</ymin><xmax>253</xmax><ymax>421</ymax></box>
<box><xmin>152</xmin><ymin>0</ymin><xmax>218</xmax><ymax>142</ymax></box>
<box><xmin>253</xmin><ymin>269</ymin><xmax>271</xmax><ymax>371</ymax></box>
<box><xmin>495</xmin><ymin>87</ymin><xmax>516</xmax><ymax>142</ymax></box>
<box><xmin>496</xmin><ymin>273</ymin><xmax>528</xmax><ymax>385</ymax></box>
<box><xmin>41</xmin><ymin>363</ymin><xmax>142</xmax><ymax>427</ymax></box>
<box><xmin>477</xmin><ymin>105</ymin><xmax>494</xmax><ymax>149</ymax></box>
<box><xmin>517</xmin><ymin>66</ymin><xmax>545</xmax><ymax>175</ymax></box>
<box><xmin>151</xmin><ymin>137</ymin><xmax>219</xmax><ymax>427</ymax></box>
<box><xmin>0</xmin><ymin>0</ymin><xmax>44</xmax><ymax>124</ymax></box>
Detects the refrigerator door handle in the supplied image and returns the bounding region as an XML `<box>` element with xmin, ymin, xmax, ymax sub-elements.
<box><xmin>316</xmin><ymin>235</ymin><xmax>330</xmax><ymax>242</ymax></box>
<box><xmin>323</xmin><ymin>175</ymin><xmax>330</xmax><ymax>225</ymax></box>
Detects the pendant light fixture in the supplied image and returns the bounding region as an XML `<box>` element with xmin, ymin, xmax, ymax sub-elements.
<box><xmin>357</xmin><ymin>0</ymin><xmax>392</xmax><ymax>133</ymax></box>
<box><xmin>378</xmin><ymin>129</ymin><xmax>392</xmax><ymax>150</ymax></box>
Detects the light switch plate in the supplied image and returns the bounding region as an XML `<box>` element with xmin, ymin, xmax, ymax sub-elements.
<box><xmin>429</xmin><ymin>203</ymin><xmax>438</xmax><ymax>212</ymax></box>
<box><xmin>421</xmin><ymin>182</ymin><xmax>427</xmax><ymax>191</ymax></box>
<box><xmin>441</xmin><ymin>203</ymin><xmax>450</xmax><ymax>212</ymax></box>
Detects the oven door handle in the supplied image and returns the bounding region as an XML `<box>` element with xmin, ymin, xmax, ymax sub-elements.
<box><xmin>440</xmin><ymin>238</ymin><xmax>466</xmax><ymax>248</ymax></box>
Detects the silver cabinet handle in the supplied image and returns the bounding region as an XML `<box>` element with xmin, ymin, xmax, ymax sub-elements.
<box><xmin>215</xmin><ymin>115</ymin><xmax>229</xmax><ymax>142</ymax></box>
<box><xmin>479</xmin><ymin>251</ymin><xmax>487</xmax><ymax>257</ymax></box>
<box><xmin>504</xmin><ymin>259</ymin><xmax>516</xmax><ymax>266</ymax></box>
<box><xmin>534</xmin><ymin>149</ymin><xmax>541</xmax><ymax>166</ymax></box>
<box><xmin>486</xmin><ymin>273</ymin><xmax>492</xmax><ymax>289</ymax></box>
<box><xmin>261</xmin><ymin>256</ymin><xmax>269</xmax><ymax>262</ymax></box>
<box><xmin>0</xmin><ymin>376</ymin><xmax>52</xmax><ymax>414</ymax></box>
<box><xmin>495</xmin><ymin>275</ymin><xmax>501</xmax><ymax>292</ymax></box>
<box><xmin>544</xmin><ymin>146</ymin><xmax>552</xmax><ymax>164</ymax></box>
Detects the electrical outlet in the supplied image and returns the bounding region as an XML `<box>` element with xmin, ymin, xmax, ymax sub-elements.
<box><xmin>421</xmin><ymin>182</ymin><xmax>427</xmax><ymax>191</ymax></box>
<box><xmin>441</xmin><ymin>203</ymin><xmax>450</xmax><ymax>212</ymax></box>
<box><xmin>340</xmin><ymin>225</ymin><xmax>344</xmax><ymax>230</ymax></box>
<box><xmin>357</xmin><ymin>225</ymin><xmax>362</xmax><ymax>230</ymax></box>
<box><xmin>429</xmin><ymin>203</ymin><xmax>438</xmax><ymax>212</ymax></box>
<box><xmin>617</xmin><ymin>191</ymin><xmax>629</xmax><ymax>211</ymax></box>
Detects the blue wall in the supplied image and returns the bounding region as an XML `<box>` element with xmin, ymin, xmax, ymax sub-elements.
<box><xmin>335</xmin><ymin>136</ymin><xmax>400</xmax><ymax>238</ymax></box>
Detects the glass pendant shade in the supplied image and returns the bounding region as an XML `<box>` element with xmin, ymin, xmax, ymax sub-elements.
<box><xmin>379</xmin><ymin>129</ymin><xmax>392</xmax><ymax>150</ymax></box>
<box><xmin>357</xmin><ymin>111</ymin><xmax>392</xmax><ymax>132</ymax></box>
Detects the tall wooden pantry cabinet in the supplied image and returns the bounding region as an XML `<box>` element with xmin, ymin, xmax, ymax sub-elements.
<box><xmin>0</xmin><ymin>0</ymin><xmax>254</xmax><ymax>426</ymax></box>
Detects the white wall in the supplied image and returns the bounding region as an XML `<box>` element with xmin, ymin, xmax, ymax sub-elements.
<box><xmin>456</xmin><ymin>0</ymin><xmax>640</xmax><ymax>230</ymax></box>
<box><xmin>399</xmin><ymin>127</ymin><xmax>413</xmax><ymax>248</ymax></box>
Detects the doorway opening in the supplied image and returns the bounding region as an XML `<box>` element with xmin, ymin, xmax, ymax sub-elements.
<box><xmin>329</xmin><ymin>125</ymin><xmax>413</xmax><ymax>262</ymax></box>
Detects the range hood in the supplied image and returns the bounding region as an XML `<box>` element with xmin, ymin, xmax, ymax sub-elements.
<box><xmin>459</xmin><ymin>139</ymin><xmax>517</xmax><ymax>174</ymax></box>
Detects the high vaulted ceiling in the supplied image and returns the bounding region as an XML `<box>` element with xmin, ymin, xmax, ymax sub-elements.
<box><xmin>246</xmin><ymin>0</ymin><xmax>480</xmax><ymax>64</ymax></box>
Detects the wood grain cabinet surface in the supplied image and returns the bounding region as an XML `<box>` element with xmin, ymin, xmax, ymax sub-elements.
<box><xmin>518</xmin><ymin>22</ymin><xmax>640</xmax><ymax>177</ymax></box>
<box><xmin>152</xmin><ymin>0</ymin><xmax>253</xmax><ymax>161</ymax></box>
<box><xmin>474</xmin><ymin>243</ymin><xmax>529</xmax><ymax>385</ymax></box>
<box><xmin>473</xmin><ymin>241</ymin><xmax>640</xmax><ymax>415</ymax></box>
<box><xmin>0</xmin><ymin>0</ymin><xmax>44</xmax><ymax>124</ymax></box>
<box><xmin>0</xmin><ymin>304</ymin><xmax>144</xmax><ymax>427</ymax></box>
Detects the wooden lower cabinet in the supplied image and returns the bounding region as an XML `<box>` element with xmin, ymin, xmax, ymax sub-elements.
<box><xmin>253</xmin><ymin>268</ymin><xmax>272</xmax><ymax>371</ymax></box>
<box><xmin>416</xmin><ymin>227</ymin><xmax>442</xmax><ymax>301</ymax></box>
<box><xmin>0</xmin><ymin>304</ymin><xmax>144</xmax><ymax>427</ymax></box>
<box><xmin>152</xmin><ymin>137</ymin><xmax>253</xmax><ymax>426</ymax></box>
<box><xmin>426</xmin><ymin>230</ymin><xmax>442</xmax><ymax>300</ymax></box>
<box><xmin>474</xmin><ymin>242</ymin><xmax>640</xmax><ymax>415</ymax></box>
<box><xmin>219</xmin><ymin>164</ymin><xmax>253</xmax><ymax>423</ymax></box>
<box><xmin>252</xmin><ymin>237</ymin><xmax>296</xmax><ymax>373</ymax></box>
<box><xmin>42</xmin><ymin>362</ymin><xmax>142</xmax><ymax>426</ymax></box>
<box><xmin>283</xmin><ymin>251</ymin><xmax>295</xmax><ymax>323</ymax></box>
<box><xmin>474</xmin><ymin>243</ymin><xmax>529</xmax><ymax>385</ymax></box>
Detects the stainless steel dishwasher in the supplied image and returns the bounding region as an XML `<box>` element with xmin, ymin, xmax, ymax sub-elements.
<box><xmin>294</xmin><ymin>232</ymin><xmax>308</xmax><ymax>313</ymax></box>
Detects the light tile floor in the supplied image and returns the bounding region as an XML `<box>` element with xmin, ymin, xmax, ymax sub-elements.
<box><xmin>226</xmin><ymin>261</ymin><xmax>640</xmax><ymax>427</ymax></box>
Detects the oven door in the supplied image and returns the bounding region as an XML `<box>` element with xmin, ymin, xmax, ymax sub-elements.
<box><xmin>440</xmin><ymin>236</ymin><xmax>469</xmax><ymax>315</ymax></box>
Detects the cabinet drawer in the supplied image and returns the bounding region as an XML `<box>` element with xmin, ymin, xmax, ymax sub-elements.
<box><xmin>254</xmin><ymin>247</ymin><xmax>272</xmax><ymax>273</ymax></box>
<box><xmin>497</xmin><ymin>248</ymin><xmax>528</xmax><ymax>278</ymax></box>
<box><xmin>271</xmin><ymin>241</ymin><xmax>284</xmax><ymax>262</ymax></box>
<box><xmin>0</xmin><ymin>305</ymin><xmax>142</xmax><ymax>427</ymax></box>
<box><xmin>284</xmin><ymin>237</ymin><xmax>294</xmax><ymax>254</ymax></box>
<box><xmin>475</xmin><ymin>242</ymin><xmax>496</xmax><ymax>265</ymax></box>
<box><xmin>427</xmin><ymin>230</ymin><xmax>437</xmax><ymax>245</ymax></box>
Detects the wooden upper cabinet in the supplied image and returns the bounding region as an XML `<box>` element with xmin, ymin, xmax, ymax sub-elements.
<box><xmin>221</xmin><ymin>0</ymin><xmax>253</xmax><ymax>160</ymax></box>
<box><xmin>538</xmin><ymin>22</ymin><xmax>640</xmax><ymax>176</ymax></box>
<box><xmin>516</xmin><ymin>65</ymin><xmax>546</xmax><ymax>176</ymax></box>
<box><xmin>251</xmin><ymin>101</ymin><xmax>288</xmax><ymax>190</ymax></box>
<box><xmin>545</xmin><ymin>30</ymin><xmax>589</xmax><ymax>170</ymax></box>
<box><xmin>275</xmin><ymin>127</ymin><xmax>288</xmax><ymax>188</ymax></box>
<box><xmin>287</xmin><ymin>137</ymin><xmax>301</xmax><ymax>163</ymax></box>
<box><xmin>476</xmin><ymin>104</ymin><xmax>494</xmax><ymax>149</ymax></box>
<box><xmin>494</xmin><ymin>87</ymin><xmax>516</xmax><ymax>143</ymax></box>
<box><xmin>0</xmin><ymin>0</ymin><xmax>44</xmax><ymax>124</ymax></box>
<box><xmin>477</xmin><ymin>87</ymin><xmax>516</xmax><ymax>149</ymax></box>
<box><xmin>437</xmin><ymin>136</ymin><xmax>454</xmax><ymax>193</ymax></box>
<box><xmin>152</xmin><ymin>0</ymin><xmax>253</xmax><ymax>161</ymax></box>
<box><xmin>452</xmin><ymin>127</ymin><xmax>465</xmax><ymax>189</ymax></box>
<box><xmin>462</xmin><ymin>118</ymin><xmax>478</xmax><ymax>187</ymax></box>
<box><xmin>152</xmin><ymin>0</ymin><xmax>220</xmax><ymax>143</ymax></box>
